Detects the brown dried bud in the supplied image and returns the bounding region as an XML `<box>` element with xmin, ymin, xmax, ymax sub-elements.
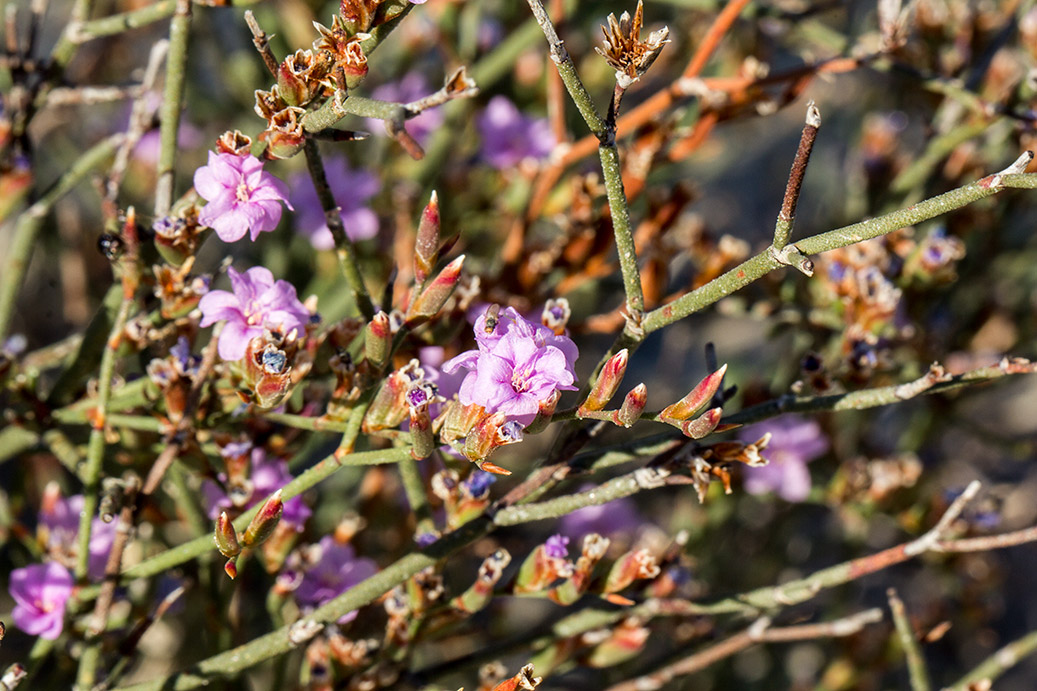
<box><xmin>278</xmin><ymin>49</ymin><xmax>322</xmax><ymax>107</ymax></box>
<box><xmin>215</xmin><ymin>129</ymin><xmax>253</xmax><ymax>156</ymax></box>
<box><xmin>595</xmin><ymin>0</ymin><xmax>670</xmax><ymax>88</ymax></box>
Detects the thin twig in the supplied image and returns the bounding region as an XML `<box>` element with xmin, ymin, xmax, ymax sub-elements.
<box><xmin>888</xmin><ymin>588</ymin><xmax>931</xmax><ymax>691</ymax></box>
<box><xmin>243</xmin><ymin>10</ymin><xmax>278</xmax><ymax>76</ymax></box>
<box><xmin>153</xmin><ymin>0</ymin><xmax>191</xmax><ymax>217</ymax></box>
<box><xmin>606</xmin><ymin>609</ymin><xmax>882</xmax><ymax>690</ymax></box>
<box><xmin>772</xmin><ymin>100</ymin><xmax>820</xmax><ymax>249</ymax></box>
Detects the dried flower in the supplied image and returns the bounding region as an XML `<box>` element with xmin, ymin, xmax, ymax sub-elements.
<box><xmin>193</xmin><ymin>152</ymin><xmax>293</xmax><ymax>242</ymax></box>
<box><xmin>738</xmin><ymin>415</ymin><xmax>829</xmax><ymax>502</ymax></box>
<box><xmin>9</xmin><ymin>562</ymin><xmax>74</xmax><ymax>640</ymax></box>
<box><xmin>477</xmin><ymin>96</ymin><xmax>555</xmax><ymax>170</ymax></box>
<box><xmin>595</xmin><ymin>1</ymin><xmax>669</xmax><ymax>88</ymax></box>
<box><xmin>444</xmin><ymin>306</ymin><xmax>578</xmax><ymax>425</ymax></box>
<box><xmin>289</xmin><ymin>157</ymin><xmax>380</xmax><ymax>250</ymax></box>
<box><xmin>198</xmin><ymin>266</ymin><xmax>310</xmax><ymax>362</ymax></box>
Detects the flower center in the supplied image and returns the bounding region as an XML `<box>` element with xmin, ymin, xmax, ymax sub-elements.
<box><xmin>235</xmin><ymin>178</ymin><xmax>251</xmax><ymax>202</ymax></box>
<box><xmin>511</xmin><ymin>365</ymin><xmax>533</xmax><ymax>392</ymax></box>
<box><xmin>34</xmin><ymin>598</ymin><xmax>55</xmax><ymax>613</ymax></box>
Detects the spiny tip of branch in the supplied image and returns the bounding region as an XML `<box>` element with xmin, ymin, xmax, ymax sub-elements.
<box><xmin>805</xmin><ymin>100</ymin><xmax>821</xmax><ymax>128</ymax></box>
<box><xmin>999</xmin><ymin>150</ymin><xmax>1034</xmax><ymax>176</ymax></box>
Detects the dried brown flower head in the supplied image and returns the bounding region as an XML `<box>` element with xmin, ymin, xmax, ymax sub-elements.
<box><xmin>595</xmin><ymin>0</ymin><xmax>669</xmax><ymax>89</ymax></box>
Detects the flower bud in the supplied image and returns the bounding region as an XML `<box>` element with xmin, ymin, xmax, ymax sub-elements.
<box><xmin>613</xmin><ymin>383</ymin><xmax>647</xmax><ymax>427</ymax></box>
<box><xmin>659</xmin><ymin>364</ymin><xmax>727</xmax><ymax>421</ymax></box>
<box><xmin>580</xmin><ymin>349</ymin><xmax>628</xmax><ymax>414</ymax></box>
<box><xmin>214</xmin><ymin>511</ymin><xmax>241</xmax><ymax>558</ymax></box>
<box><xmin>414</xmin><ymin>191</ymin><xmax>440</xmax><ymax>284</ymax></box>
<box><xmin>363</xmin><ymin>311</ymin><xmax>392</xmax><ymax>370</ymax></box>
<box><xmin>243</xmin><ymin>339</ymin><xmax>295</xmax><ymax>409</ymax></box>
<box><xmin>224</xmin><ymin>557</ymin><xmax>238</xmax><ymax>580</ymax></box>
<box><xmin>523</xmin><ymin>389</ymin><xmax>561</xmax><ymax>435</ymax></box>
<box><xmin>453</xmin><ymin>549</ymin><xmax>511</xmax><ymax>613</ymax></box>
<box><xmin>406</xmin><ymin>255</ymin><xmax>465</xmax><ymax>324</ymax></box>
<box><xmin>515</xmin><ymin>535</ymin><xmax>573</xmax><ymax>595</ymax></box>
<box><xmin>584</xmin><ymin>618</ymin><xmax>651</xmax><ymax>668</ymax></box>
<box><xmin>603</xmin><ymin>548</ymin><xmax>660</xmax><ymax>600</ymax></box>
<box><xmin>409</xmin><ymin>405</ymin><xmax>435</xmax><ymax>460</ymax></box>
<box><xmin>463</xmin><ymin>412</ymin><xmax>523</xmax><ymax>471</ymax></box>
<box><xmin>549</xmin><ymin>534</ymin><xmax>610</xmax><ymax>606</ymax></box>
<box><xmin>242</xmin><ymin>490</ymin><xmax>284</xmax><ymax>548</ymax></box>
<box><xmin>436</xmin><ymin>400</ymin><xmax>485</xmax><ymax>445</ymax></box>
<box><xmin>541</xmin><ymin>298</ymin><xmax>571</xmax><ymax>335</ymax></box>
<box><xmin>363</xmin><ymin>366</ymin><xmax>416</xmax><ymax>431</ymax></box>
<box><xmin>678</xmin><ymin>406</ymin><xmax>722</xmax><ymax>439</ymax></box>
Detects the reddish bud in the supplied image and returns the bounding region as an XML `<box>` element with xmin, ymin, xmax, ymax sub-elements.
<box><xmin>613</xmin><ymin>383</ymin><xmax>647</xmax><ymax>427</ymax></box>
<box><xmin>659</xmin><ymin>364</ymin><xmax>727</xmax><ymax>421</ymax></box>
<box><xmin>364</xmin><ymin>311</ymin><xmax>391</xmax><ymax>370</ymax></box>
<box><xmin>224</xmin><ymin>557</ymin><xmax>238</xmax><ymax>580</ymax></box>
<box><xmin>414</xmin><ymin>191</ymin><xmax>440</xmax><ymax>284</ymax></box>
<box><xmin>580</xmin><ymin>349</ymin><xmax>628</xmax><ymax>413</ymax></box>
<box><xmin>277</xmin><ymin>49</ymin><xmax>319</xmax><ymax>107</ymax></box>
<box><xmin>464</xmin><ymin>412</ymin><xmax>523</xmax><ymax>465</ymax></box>
<box><xmin>242</xmin><ymin>490</ymin><xmax>284</xmax><ymax>547</ymax></box>
<box><xmin>491</xmin><ymin>664</ymin><xmax>542</xmax><ymax>691</ymax></box>
<box><xmin>678</xmin><ymin>407</ymin><xmax>723</xmax><ymax>439</ymax></box>
<box><xmin>603</xmin><ymin>548</ymin><xmax>661</xmax><ymax>596</ymax></box>
<box><xmin>406</xmin><ymin>255</ymin><xmax>465</xmax><ymax>324</ymax></box>
<box><xmin>214</xmin><ymin>511</ymin><xmax>241</xmax><ymax>558</ymax></box>
<box><xmin>453</xmin><ymin>549</ymin><xmax>511</xmax><ymax>613</ymax></box>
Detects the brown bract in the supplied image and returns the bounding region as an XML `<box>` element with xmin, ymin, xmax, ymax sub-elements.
<box><xmin>594</xmin><ymin>0</ymin><xmax>669</xmax><ymax>89</ymax></box>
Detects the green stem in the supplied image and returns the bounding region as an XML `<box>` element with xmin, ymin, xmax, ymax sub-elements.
<box><xmin>66</xmin><ymin>0</ymin><xmax>259</xmax><ymax>45</ymax></box>
<box><xmin>945</xmin><ymin>630</ymin><xmax>1037</xmax><ymax>691</ymax></box>
<box><xmin>46</xmin><ymin>285</ymin><xmax>124</xmax><ymax>407</ymax></box>
<box><xmin>153</xmin><ymin>0</ymin><xmax>192</xmax><ymax>216</ymax></box>
<box><xmin>640</xmin><ymin>171</ymin><xmax>1037</xmax><ymax>334</ymax></box>
<box><xmin>0</xmin><ymin>135</ymin><xmax>123</xmax><ymax>341</ymax></box>
<box><xmin>398</xmin><ymin>454</ymin><xmax>433</xmax><ymax>535</ymax></box>
<box><xmin>302</xmin><ymin>140</ymin><xmax>376</xmax><ymax>319</ymax></box>
<box><xmin>74</xmin><ymin>296</ymin><xmax>133</xmax><ymax>689</ymax></box>
<box><xmin>888</xmin><ymin>589</ymin><xmax>930</xmax><ymax>691</ymax></box>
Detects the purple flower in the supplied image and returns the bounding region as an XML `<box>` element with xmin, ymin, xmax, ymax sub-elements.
<box><xmin>368</xmin><ymin>74</ymin><xmax>443</xmax><ymax>145</ymax></box>
<box><xmin>289</xmin><ymin>157</ymin><xmax>381</xmax><ymax>250</ymax></box>
<box><xmin>739</xmin><ymin>415</ymin><xmax>829</xmax><ymax>502</ymax></box>
<box><xmin>544</xmin><ymin>534</ymin><xmax>570</xmax><ymax>559</ymax></box>
<box><xmin>561</xmin><ymin>493</ymin><xmax>641</xmax><ymax>540</ymax></box>
<box><xmin>443</xmin><ymin>306</ymin><xmax>578</xmax><ymax>425</ymax></box>
<box><xmin>198</xmin><ymin>266</ymin><xmax>310</xmax><ymax>362</ymax></box>
<box><xmin>476</xmin><ymin>96</ymin><xmax>555</xmax><ymax>170</ymax></box>
<box><xmin>39</xmin><ymin>493</ymin><xmax>116</xmax><ymax>582</ymax></box>
<box><xmin>462</xmin><ymin>470</ymin><xmax>497</xmax><ymax>498</ymax></box>
<box><xmin>193</xmin><ymin>151</ymin><xmax>293</xmax><ymax>243</ymax></box>
<box><xmin>10</xmin><ymin>562</ymin><xmax>74</xmax><ymax>640</ymax></box>
<box><xmin>294</xmin><ymin>536</ymin><xmax>378</xmax><ymax>622</ymax></box>
<box><xmin>202</xmin><ymin>448</ymin><xmax>311</xmax><ymax>531</ymax></box>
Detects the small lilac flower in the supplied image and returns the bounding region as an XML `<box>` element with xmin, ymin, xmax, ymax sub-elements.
<box><xmin>198</xmin><ymin>266</ymin><xmax>310</xmax><ymax>362</ymax></box>
<box><xmin>476</xmin><ymin>96</ymin><xmax>555</xmax><ymax>170</ymax></box>
<box><xmin>10</xmin><ymin>562</ymin><xmax>74</xmax><ymax>640</ymax></box>
<box><xmin>368</xmin><ymin>74</ymin><xmax>444</xmax><ymax>145</ymax></box>
<box><xmin>39</xmin><ymin>493</ymin><xmax>116</xmax><ymax>581</ymax></box>
<box><xmin>443</xmin><ymin>306</ymin><xmax>578</xmax><ymax>425</ymax></box>
<box><xmin>193</xmin><ymin>151</ymin><xmax>293</xmax><ymax>243</ymax></box>
<box><xmin>544</xmin><ymin>534</ymin><xmax>570</xmax><ymax>559</ymax></box>
<box><xmin>294</xmin><ymin>536</ymin><xmax>378</xmax><ymax>622</ymax></box>
<box><xmin>202</xmin><ymin>448</ymin><xmax>311</xmax><ymax>531</ymax></box>
<box><xmin>739</xmin><ymin>415</ymin><xmax>829</xmax><ymax>502</ymax></box>
<box><xmin>462</xmin><ymin>470</ymin><xmax>497</xmax><ymax>498</ymax></box>
<box><xmin>289</xmin><ymin>157</ymin><xmax>381</xmax><ymax>250</ymax></box>
<box><xmin>561</xmin><ymin>493</ymin><xmax>641</xmax><ymax>540</ymax></box>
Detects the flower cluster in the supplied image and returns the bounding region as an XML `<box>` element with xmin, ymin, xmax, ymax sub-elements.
<box><xmin>198</xmin><ymin>266</ymin><xmax>310</xmax><ymax>362</ymax></box>
<box><xmin>444</xmin><ymin>306</ymin><xmax>578</xmax><ymax>425</ymax></box>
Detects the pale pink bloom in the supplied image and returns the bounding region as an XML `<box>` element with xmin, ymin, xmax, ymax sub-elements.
<box><xmin>10</xmin><ymin>562</ymin><xmax>74</xmax><ymax>640</ymax></box>
<box><xmin>194</xmin><ymin>152</ymin><xmax>292</xmax><ymax>242</ymax></box>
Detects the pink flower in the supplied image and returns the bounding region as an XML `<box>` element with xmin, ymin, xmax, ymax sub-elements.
<box><xmin>193</xmin><ymin>151</ymin><xmax>293</xmax><ymax>242</ymax></box>
<box><xmin>292</xmin><ymin>536</ymin><xmax>378</xmax><ymax>623</ymax></box>
<box><xmin>38</xmin><ymin>492</ymin><xmax>116</xmax><ymax>582</ymax></box>
<box><xmin>477</xmin><ymin>96</ymin><xmax>555</xmax><ymax>170</ymax></box>
<box><xmin>444</xmin><ymin>306</ymin><xmax>578</xmax><ymax>425</ymax></box>
<box><xmin>738</xmin><ymin>415</ymin><xmax>829</xmax><ymax>502</ymax></box>
<box><xmin>10</xmin><ymin>562</ymin><xmax>74</xmax><ymax>640</ymax></box>
<box><xmin>289</xmin><ymin>157</ymin><xmax>380</xmax><ymax>250</ymax></box>
<box><xmin>198</xmin><ymin>266</ymin><xmax>310</xmax><ymax>361</ymax></box>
